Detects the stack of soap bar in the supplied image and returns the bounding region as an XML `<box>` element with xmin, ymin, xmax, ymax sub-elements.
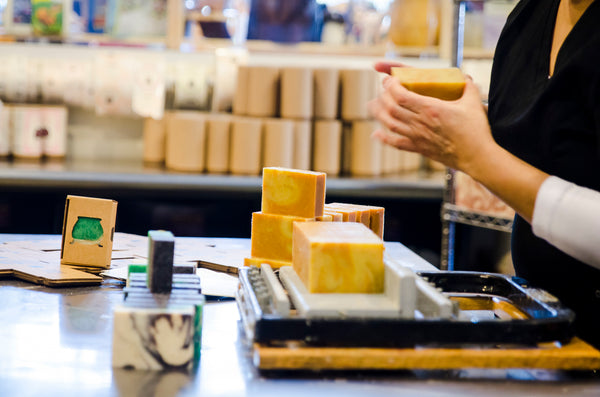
<box><xmin>292</xmin><ymin>222</ymin><xmax>385</xmax><ymax>293</ymax></box>
<box><xmin>391</xmin><ymin>67</ymin><xmax>466</xmax><ymax>101</ymax></box>
<box><xmin>247</xmin><ymin>167</ymin><xmax>327</xmax><ymax>269</ymax></box>
<box><xmin>147</xmin><ymin>230</ymin><xmax>175</xmax><ymax>293</ymax></box>
<box><xmin>324</xmin><ymin>203</ymin><xmax>385</xmax><ymax>239</ymax></box>
<box><xmin>112</xmin><ymin>231</ymin><xmax>205</xmax><ymax>371</ymax></box>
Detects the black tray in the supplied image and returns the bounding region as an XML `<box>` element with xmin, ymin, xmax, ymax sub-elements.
<box><xmin>237</xmin><ymin>269</ymin><xmax>575</xmax><ymax>348</ymax></box>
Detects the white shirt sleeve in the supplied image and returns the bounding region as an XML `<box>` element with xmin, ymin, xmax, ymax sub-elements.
<box><xmin>532</xmin><ymin>176</ymin><xmax>600</xmax><ymax>270</ymax></box>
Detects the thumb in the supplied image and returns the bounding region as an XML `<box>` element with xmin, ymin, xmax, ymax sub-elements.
<box><xmin>461</xmin><ymin>77</ymin><xmax>484</xmax><ymax>105</ymax></box>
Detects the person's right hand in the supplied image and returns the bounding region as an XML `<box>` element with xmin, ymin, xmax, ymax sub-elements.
<box><xmin>367</xmin><ymin>73</ymin><xmax>495</xmax><ymax>177</ymax></box>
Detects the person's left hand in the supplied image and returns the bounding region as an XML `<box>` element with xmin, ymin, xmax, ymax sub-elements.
<box><xmin>367</xmin><ymin>74</ymin><xmax>494</xmax><ymax>175</ymax></box>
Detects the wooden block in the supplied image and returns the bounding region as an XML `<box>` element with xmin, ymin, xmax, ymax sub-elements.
<box><xmin>253</xmin><ymin>337</ymin><xmax>600</xmax><ymax>371</ymax></box>
<box><xmin>292</xmin><ymin>222</ymin><xmax>385</xmax><ymax>293</ymax></box>
<box><xmin>280</xmin><ymin>67</ymin><xmax>313</xmax><ymax>119</ymax></box>
<box><xmin>112</xmin><ymin>305</ymin><xmax>196</xmax><ymax>370</ymax></box>
<box><xmin>230</xmin><ymin>117</ymin><xmax>262</xmax><ymax>175</ymax></box>
<box><xmin>244</xmin><ymin>256</ymin><xmax>292</xmax><ymax>269</ymax></box>
<box><xmin>391</xmin><ymin>67</ymin><xmax>466</xmax><ymax>100</ymax></box>
<box><xmin>143</xmin><ymin>117</ymin><xmax>167</xmax><ymax>163</ymax></box>
<box><xmin>165</xmin><ymin>111</ymin><xmax>206</xmax><ymax>172</ymax></box>
<box><xmin>246</xmin><ymin>66</ymin><xmax>280</xmax><ymax>118</ymax></box>
<box><xmin>251</xmin><ymin>212</ymin><xmax>313</xmax><ymax>262</ymax></box>
<box><xmin>232</xmin><ymin>65</ymin><xmax>249</xmax><ymax>115</ymax></box>
<box><xmin>293</xmin><ymin>120</ymin><xmax>312</xmax><ymax>170</ymax></box>
<box><xmin>147</xmin><ymin>230</ymin><xmax>175</xmax><ymax>293</ymax></box>
<box><xmin>313</xmin><ymin>68</ymin><xmax>339</xmax><ymax>120</ymax></box>
<box><xmin>350</xmin><ymin>120</ymin><xmax>383</xmax><ymax>176</ymax></box>
<box><xmin>262</xmin><ymin>118</ymin><xmax>294</xmax><ymax>169</ymax></box>
<box><xmin>313</xmin><ymin>120</ymin><xmax>342</xmax><ymax>175</ymax></box>
<box><xmin>261</xmin><ymin>167</ymin><xmax>326</xmax><ymax>218</ymax></box>
<box><xmin>61</xmin><ymin>195</ymin><xmax>118</xmax><ymax>269</ymax></box>
<box><xmin>205</xmin><ymin>114</ymin><xmax>231</xmax><ymax>173</ymax></box>
<box><xmin>340</xmin><ymin>69</ymin><xmax>377</xmax><ymax>121</ymax></box>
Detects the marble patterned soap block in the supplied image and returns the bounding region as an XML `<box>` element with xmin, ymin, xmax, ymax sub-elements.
<box><xmin>112</xmin><ymin>305</ymin><xmax>196</xmax><ymax>370</ymax></box>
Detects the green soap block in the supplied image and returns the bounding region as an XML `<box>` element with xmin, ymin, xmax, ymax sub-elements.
<box><xmin>71</xmin><ymin>216</ymin><xmax>103</xmax><ymax>243</ymax></box>
<box><xmin>127</xmin><ymin>264</ymin><xmax>148</xmax><ymax>286</ymax></box>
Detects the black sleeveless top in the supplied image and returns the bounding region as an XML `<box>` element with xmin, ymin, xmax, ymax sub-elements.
<box><xmin>488</xmin><ymin>0</ymin><xmax>600</xmax><ymax>347</ymax></box>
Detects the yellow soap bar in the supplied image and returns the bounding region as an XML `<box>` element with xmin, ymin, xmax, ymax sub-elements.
<box><xmin>244</xmin><ymin>256</ymin><xmax>291</xmax><ymax>269</ymax></box>
<box><xmin>323</xmin><ymin>203</ymin><xmax>357</xmax><ymax>222</ymax></box>
<box><xmin>292</xmin><ymin>222</ymin><xmax>384</xmax><ymax>293</ymax></box>
<box><xmin>251</xmin><ymin>212</ymin><xmax>313</xmax><ymax>262</ymax></box>
<box><xmin>329</xmin><ymin>203</ymin><xmax>385</xmax><ymax>239</ymax></box>
<box><xmin>316</xmin><ymin>214</ymin><xmax>333</xmax><ymax>222</ymax></box>
<box><xmin>391</xmin><ymin>67</ymin><xmax>466</xmax><ymax>100</ymax></box>
<box><xmin>323</xmin><ymin>210</ymin><xmax>343</xmax><ymax>222</ymax></box>
<box><xmin>327</xmin><ymin>203</ymin><xmax>370</xmax><ymax>227</ymax></box>
<box><xmin>261</xmin><ymin>167</ymin><xmax>326</xmax><ymax>218</ymax></box>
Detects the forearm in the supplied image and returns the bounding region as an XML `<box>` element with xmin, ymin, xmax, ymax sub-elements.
<box><xmin>463</xmin><ymin>141</ymin><xmax>549</xmax><ymax>223</ymax></box>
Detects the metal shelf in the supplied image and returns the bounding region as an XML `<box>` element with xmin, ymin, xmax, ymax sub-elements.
<box><xmin>442</xmin><ymin>203</ymin><xmax>513</xmax><ymax>233</ymax></box>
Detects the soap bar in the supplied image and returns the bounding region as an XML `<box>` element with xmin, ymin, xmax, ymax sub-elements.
<box><xmin>328</xmin><ymin>203</ymin><xmax>385</xmax><ymax>239</ymax></box>
<box><xmin>244</xmin><ymin>256</ymin><xmax>291</xmax><ymax>269</ymax></box>
<box><xmin>327</xmin><ymin>203</ymin><xmax>370</xmax><ymax>227</ymax></box>
<box><xmin>292</xmin><ymin>222</ymin><xmax>384</xmax><ymax>293</ymax></box>
<box><xmin>261</xmin><ymin>167</ymin><xmax>326</xmax><ymax>218</ymax></box>
<box><xmin>391</xmin><ymin>67</ymin><xmax>466</xmax><ymax>101</ymax></box>
<box><xmin>251</xmin><ymin>212</ymin><xmax>313</xmax><ymax>262</ymax></box>
<box><xmin>323</xmin><ymin>210</ymin><xmax>343</xmax><ymax>222</ymax></box>
<box><xmin>323</xmin><ymin>203</ymin><xmax>357</xmax><ymax>222</ymax></box>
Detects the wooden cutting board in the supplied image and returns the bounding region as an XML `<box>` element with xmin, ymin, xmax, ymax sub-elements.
<box><xmin>254</xmin><ymin>338</ymin><xmax>600</xmax><ymax>371</ymax></box>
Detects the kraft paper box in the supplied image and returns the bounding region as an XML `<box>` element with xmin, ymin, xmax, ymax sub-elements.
<box><xmin>61</xmin><ymin>195</ymin><xmax>118</xmax><ymax>268</ymax></box>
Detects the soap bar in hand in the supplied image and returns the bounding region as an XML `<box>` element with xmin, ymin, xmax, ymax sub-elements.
<box><xmin>391</xmin><ymin>67</ymin><xmax>466</xmax><ymax>100</ymax></box>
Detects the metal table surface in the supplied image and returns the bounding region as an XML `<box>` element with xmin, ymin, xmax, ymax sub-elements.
<box><xmin>1</xmin><ymin>234</ymin><xmax>599</xmax><ymax>397</ymax></box>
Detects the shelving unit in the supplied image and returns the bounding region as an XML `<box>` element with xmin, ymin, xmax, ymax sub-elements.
<box><xmin>440</xmin><ymin>0</ymin><xmax>515</xmax><ymax>271</ymax></box>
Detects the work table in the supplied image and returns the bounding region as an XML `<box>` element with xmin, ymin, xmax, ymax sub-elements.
<box><xmin>0</xmin><ymin>234</ymin><xmax>598</xmax><ymax>396</ymax></box>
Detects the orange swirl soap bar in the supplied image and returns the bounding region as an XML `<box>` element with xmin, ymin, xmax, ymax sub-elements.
<box><xmin>391</xmin><ymin>67</ymin><xmax>466</xmax><ymax>100</ymax></box>
<box><xmin>292</xmin><ymin>222</ymin><xmax>384</xmax><ymax>293</ymax></box>
<box><xmin>261</xmin><ymin>167</ymin><xmax>326</xmax><ymax>218</ymax></box>
<box><xmin>251</xmin><ymin>212</ymin><xmax>313</xmax><ymax>263</ymax></box>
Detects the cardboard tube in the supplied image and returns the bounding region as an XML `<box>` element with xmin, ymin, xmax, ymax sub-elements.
<box><xmin>230</xmin><ymin>117</ymin><xmax>262</xmax><ymax>175</ymax></box>
<box><xmin>10</xmin><ymin>105</ymin><xmax>43</xmax><ymax>159</ymax></box>
<box><xmin>350</xmin><ymin>120</ymin><xmax>383</xmax><ymax>176</ymax></box>
<box><xmin>143</xmin><ymin>117</ymin><xmax>167</xmax><ymax>163</ymax></box>
<box><xmin>280</xmin><ymin>67</ymin><xmax>313</xmax><ymax>119</ymax></box>
<box><xmin>340</xmin><ymin>68</ymin><xmax>377</xmax><ymax>121</ymax></box>
<box><xmin>246</xmin><ymin>66</ymin><xmax>280</xmax><ymax>118</ymax></box>
<box><xmin>293</xmin><ymin>120</ymin><xmax>312</xmax><ymax>170</ymax></box>
<box><xmin>0</xmin><ymin>105</ymin><xmax>9</xmax><ymax>156</ymax></box>
<box><xmin>263</xmin><ymin>118</ymin><xmax>294</xmax><ymax>168</ymax></box>
<box><xmin>206</xmin><ymin>114</ymin><xmax>231</xmax><ymax>173</ymax></box>
<box><xmin>313</xmin><ymin>68</ymin><xmax>339</xmax><ymax>120</ymax></box>
<box><xmin>313</xmin><ymin>120</ymin><xmax>342</xmax><ymax>175</ymax></box>
<box><xmin>232</xmin><ymin>65</ymin><xmax>249</xmax><ymax>116</ymax></box>
<box><xmin>41</xmin><ymin>105</ymin><xmax>68</xmax><ymax>158</ymax></box>
<box><xmin>382</xmin><ymin>141</ymin><xmax>399</xmax><ymax>174</ymax></box>
<box><xmin>165</xmin><ymin>111</ymin><xmax>206</xmax><ymax>172</ymax></box>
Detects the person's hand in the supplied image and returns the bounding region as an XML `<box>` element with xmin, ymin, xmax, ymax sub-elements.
<box><xmin>373</xmin><ymin>60</ymin><xmax>409</xmax><ymax>75</ymax></box>
<box><xmin>367</xmin><ymin>74</ymin><xmax>494</xmax><ymax>175</ymax></box>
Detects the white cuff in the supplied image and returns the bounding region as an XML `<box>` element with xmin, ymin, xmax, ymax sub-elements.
<box><xmin>532</xmin><ymin>176</ymin><xmax>573</xmax><ymax>241</ymax></box>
